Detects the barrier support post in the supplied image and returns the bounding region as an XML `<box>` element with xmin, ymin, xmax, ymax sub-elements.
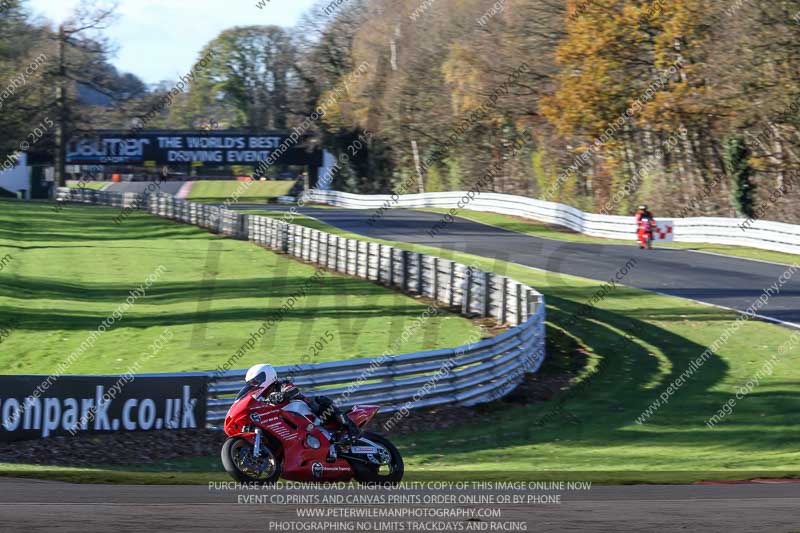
<box><xmin>500</xmin><ymin>277</ymin><xmax>508</xmax><ymax>324</ymax></box>
<box><xmin>389</xmin><ymin>248</ymin><xmax>395</xmax><ymax>287</ymax></box>
<box><xmin>448</xmin><ymin>261</ymin><xmax>456</xmax><ymax>308</ymax></box>
<box><xmin>463</xmin><ymin>266</ymin><xmax>472</xmax><ymax>316</ymax></box>
<box><xmin>433</xmin><ymin>257</ymin><xmax>439</xmax><ymax>302</ymax></box>
<box><xmin>402</xmin><ymin>250</ymin><xmax>410</xmax><ymax>292</ymax></box>
<box><xmin>281</xmin><ymin>224</ymin><xmax>289</xmax><ymax>254</ymax></box>
<box><xmin>482</xmin><ymin>271</ymin><xmax>491</xmax><ymax>317</ymax></box>
<box><xmin>416</xmin><ymin>253</ymin><xmax>423</xmax><ymax>294</ymax></box>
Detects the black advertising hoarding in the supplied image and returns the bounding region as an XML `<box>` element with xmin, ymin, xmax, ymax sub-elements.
<box><xmin>0</xmin><ymin>374</ymin><xmax>208</xmax><ymax>443</ymax></box>
<box><xmin>46</xmin><ymin>130</ymin><xmax>322</xmax><ymax>167</ymax></box>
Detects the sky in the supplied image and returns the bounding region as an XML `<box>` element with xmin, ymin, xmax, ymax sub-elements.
<box><xmin>26</xmin><ymin>0</ymin><xmax>319</xmax><ymax>85</ymax></box>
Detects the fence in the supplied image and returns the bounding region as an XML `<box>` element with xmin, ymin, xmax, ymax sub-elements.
<box><xmin>305</xmin><ymin>190</ymin><xmax>800</xmax><ymax>256</ymax></box>
<box><xmin>55</xmin><ymin>187</ymin><xmax>546</xmax><ymax>426</ymax></box>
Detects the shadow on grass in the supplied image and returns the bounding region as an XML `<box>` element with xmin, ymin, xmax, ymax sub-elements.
<box><xmin>402</xmin><ymin>294</ymin><xmax>799</xmax><ymax>461</ymax></box>
<box><xmin>0</xmin><ymin>301</ymin><xmax>431</xmax><ymax>331</ymax></box>
<box><xmin>0</xmin><ymin>274</ymin><xmax>397</xmax><ymax>304</ymax></box>
<box><xmin>188</xmin><ymin>197</ymin><xmax>278</xmax><ymax>204</ymax></box>
<box><xmin>0</xmin><ymin>203</ymin><xmax>204</xmax><ymax>243</ymax></box>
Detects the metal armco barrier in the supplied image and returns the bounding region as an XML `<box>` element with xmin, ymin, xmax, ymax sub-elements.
<box><xmin>305</xmin><ymin>189</ymin><xmax>800</xmax><ymax>255</ymax></box>
<box><xmin>55</xmin><ymin>187</ymin><xmax>546</xmax><ymax>426</ymax></box>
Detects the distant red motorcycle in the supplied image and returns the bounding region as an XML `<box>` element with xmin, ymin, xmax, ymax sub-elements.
<box><xmin>221</xmin><ymin>384</ymin><xmax>404</xmax><ymax>485</ymax></box>
<box><xmin>637</xmin><ymin>218</ymin><xmax>656</xmax><ymax>249</ymax></box>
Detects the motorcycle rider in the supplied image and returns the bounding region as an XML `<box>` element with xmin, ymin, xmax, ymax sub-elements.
<box><xmin>240</xmin><ymin>364</ymin><xmax>361</xmax><ymax>460</ymax></box>
<box><xmin>635</xmin><ymin>204</ymin><xmax>656</xmax><ymax>249</ymax></box>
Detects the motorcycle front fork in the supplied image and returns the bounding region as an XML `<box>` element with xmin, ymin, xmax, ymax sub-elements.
<box><xmin>253</xmin><ymin>428</ymin><xmax>263</xmax><ymax>458</ymax></box>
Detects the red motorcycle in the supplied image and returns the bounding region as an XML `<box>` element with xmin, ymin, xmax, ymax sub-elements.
<box><xmin>637</xmin><ymin>218</ymin><xmax>656</xmax><ymax>249</ymax></box>
<box><xmin>221</xmin><ymin>384</ymin><xmax>404</xmax><ymax>485</ymax></box>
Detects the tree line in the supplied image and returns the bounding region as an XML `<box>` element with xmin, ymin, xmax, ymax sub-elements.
<box><xmin>1</xmin><ymin>0</ymin><xmax>799</xmax><ymax>222</ymax></box>
<box><xmin>301</xmin><ymin>0</ymin><xmax>800</xmax><ymax>222</ymax></box>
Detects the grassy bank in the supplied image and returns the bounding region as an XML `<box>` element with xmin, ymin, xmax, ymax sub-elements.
<box><xmin>67</xmin><ymin>181</ymin><xmax>108</xmax><ymax>190</ymax></box>
<box><xmin>0</xmin><ymin>200</ymin><xmax>481</xmax><ymax>374</ymax></box>
<box><xmin>188</xmin><ymin>180</ymin><xmax>295</xmax><ymax>204</ymax></box>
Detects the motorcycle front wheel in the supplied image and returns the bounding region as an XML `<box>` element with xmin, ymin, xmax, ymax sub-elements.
<box><xmin>352</xmin><ymin>431</ymin><xmax>404</xmax><ymax>486</ymax></box>
<box><xmin>221</xmin><ymin>436</ymin><xmax>282</xmax><ymax>484</ymax></box>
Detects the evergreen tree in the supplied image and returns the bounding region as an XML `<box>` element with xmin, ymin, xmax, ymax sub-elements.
<box><xmin>725</xmin><ymin>136</ymin><xmax>756</xmax><ymax>218</ymax></box>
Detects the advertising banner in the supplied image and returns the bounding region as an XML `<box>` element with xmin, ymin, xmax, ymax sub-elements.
<box><xmin>39</xmin><ymin>130</ymin><xmax>322</xmax><ymax>167</ymax></box>
<box><xmin>0</xmin><ymin>374</ymin><xmax>208</xmax><ymax>443</ymax></box>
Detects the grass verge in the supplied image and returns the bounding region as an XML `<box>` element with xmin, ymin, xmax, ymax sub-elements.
<box><xmin>188</xmin><ymin>180</ymin><xmax>295</xmax><ymax>204</ymax></box>
<box><xmin>67</xmin><ymin>182</ymin><xmax>109</xmax><ymax>191</ymax></box>
<box><xmin>3</xmin><ymin>459</ymin><xmax>796</xmax><ymax>485</ymax></box>
<box><xmin>0</xmin><ymin>200</ymin><xmax>481</xmax><ymax>374</ymax></box>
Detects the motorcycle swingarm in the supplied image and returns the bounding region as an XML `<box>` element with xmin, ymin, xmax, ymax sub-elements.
<box><xmin>338</xmin><ymin>453</ymin><xmax>374</xmax><ymax>465</ymax></box>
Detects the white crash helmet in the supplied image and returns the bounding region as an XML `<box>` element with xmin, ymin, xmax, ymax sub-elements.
<box><xmin>245</xmin><ymin>364</ymin><xmax>278</xmax><ymax>388</ymax></box>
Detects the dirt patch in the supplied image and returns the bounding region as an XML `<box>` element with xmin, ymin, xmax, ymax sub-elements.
<box><xmin>0</xmin><ymin>429</ymin><xmax>227</xmax><ymax>468</ymax></box>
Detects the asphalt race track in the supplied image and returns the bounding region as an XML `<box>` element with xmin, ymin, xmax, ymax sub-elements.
<box><xmin>238</xmin><ymin>205</ymin><xmax>800</xmax><ymax>328</ymax></box>
<box><xmin>2</xmin><ymin>477</ymin><xmax>800</xmax><ymax>532</ymax></box>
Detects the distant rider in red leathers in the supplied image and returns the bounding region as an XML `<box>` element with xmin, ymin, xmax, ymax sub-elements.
<box><xmin>635</xmin><ymin>204</ymin><xmax>656</xmax><ymax>249</ymax></box>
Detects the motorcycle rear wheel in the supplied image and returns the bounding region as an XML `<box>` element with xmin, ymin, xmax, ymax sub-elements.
<box><xmin>352</xmin><ymin>431</ymin><xmax>404</xmax><ymax>486</ymax></box>
<box><xmin>221</xmin><ymin>436</ymin><xmax>282</xmax><ymax>485</ymax></box>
